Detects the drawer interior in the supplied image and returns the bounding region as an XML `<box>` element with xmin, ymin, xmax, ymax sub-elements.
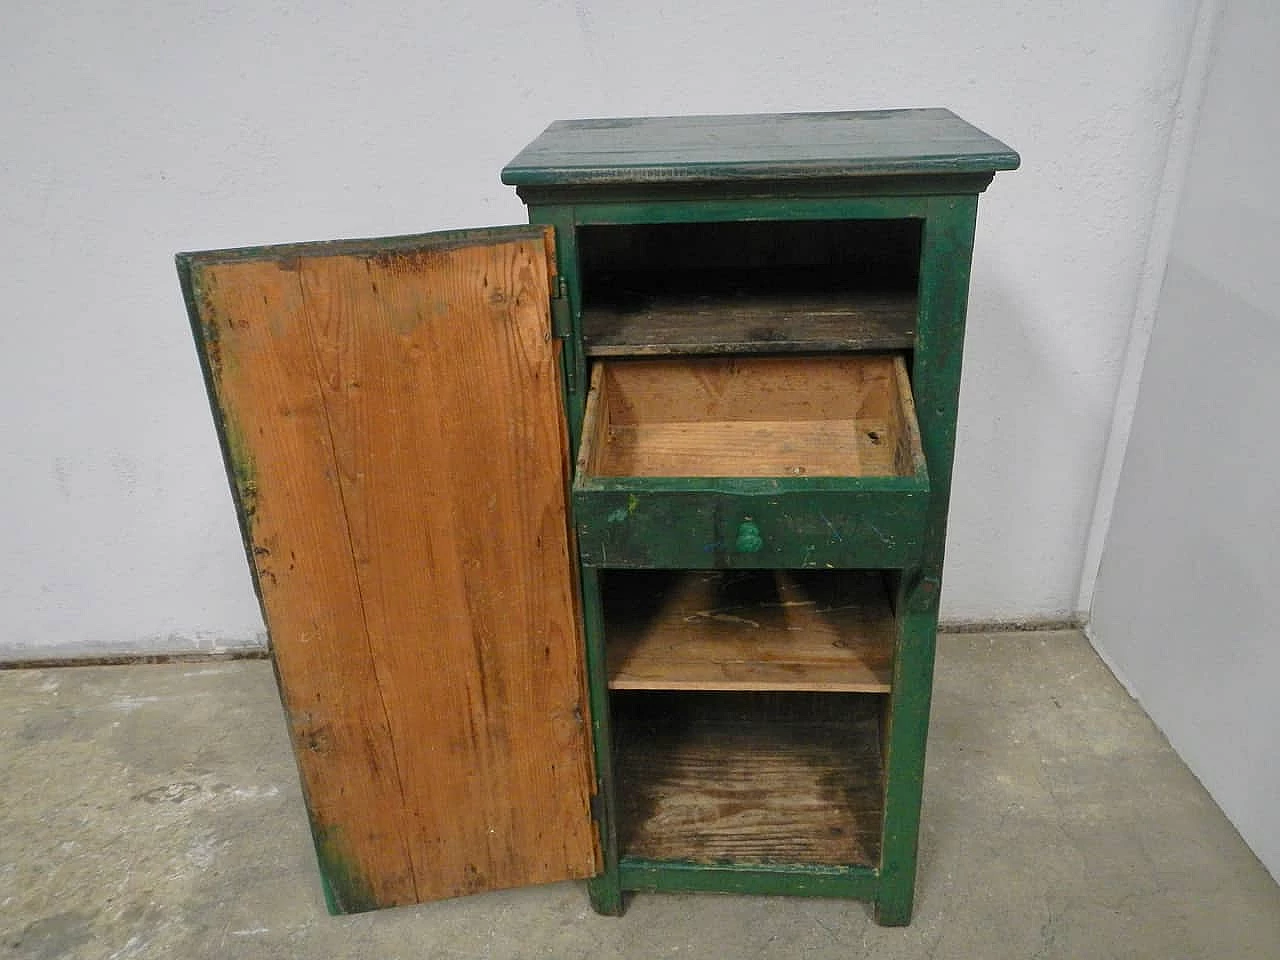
<box><xmin>579</xmin><ymin>354</ymin><xmax>924</xmax><ymax>479</ymax></box>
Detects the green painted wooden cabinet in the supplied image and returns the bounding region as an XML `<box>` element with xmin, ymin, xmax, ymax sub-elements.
<box><xmin>503</xmin><ymin>109</ymin><xmax>1017</xmax><ymax>926</ymax></box>
<box><xmin>180</xmin><ymin>108</ymin><xmax>1016</xmax><ymax>927</ymax></box>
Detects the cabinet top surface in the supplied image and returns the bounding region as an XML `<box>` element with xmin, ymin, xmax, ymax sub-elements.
<box><xmin>501</xmin><ymin>108</ymin><xmax>1019</xmax><ymax>187</ymax></box>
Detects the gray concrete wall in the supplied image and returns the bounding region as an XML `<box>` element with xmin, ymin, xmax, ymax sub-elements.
<box><xmin>1090</xmin><ymin>0</ymin><xmax>1280</xmax><ymax>879</ymax></box>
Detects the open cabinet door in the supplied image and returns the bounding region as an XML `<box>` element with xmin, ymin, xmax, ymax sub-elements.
<box><xmin>177</xmin><ymin>226</ymin><xmax>598</xmax><ymax>912</ymax></box>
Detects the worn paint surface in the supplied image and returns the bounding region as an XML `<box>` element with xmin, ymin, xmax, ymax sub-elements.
<box><xmin>618</xmin><ymin>857</ymin><xmax>879</xmax><ymax>899</ymax></box>
<box><xmin>516</xmin><ymin>113</ymin><xmax>1010</xmax><ymax>925</ymax></box>
<box><xmin>502</xmin><ymin>109</ymin><xmax>1018</xmax><ymax>186</ymax></box>
<box><xmin>312</xmin><ymin>825</ymin><xmax>378</xmax><ymax>915</ymax></box>
<box><xmin>574</xmin><ymin>489</ymin><xmax>929</xmax><ymax>570</ymax></box>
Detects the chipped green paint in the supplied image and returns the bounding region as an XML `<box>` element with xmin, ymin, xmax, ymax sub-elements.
<box><xmin>193</xmin><ymin>354</ymin><xmax>249</xmax><ymax>496</ymax></box>
<box><xmin>574</xmin><ymin>489</ymin><xmax>929</xmax><ymax>569</ymax></box>
<box><xmin>619</xmin><ymin>857</ymin><xmax>879</xmax><ymax>900</ymax></box>
<box><xmin>606</xmin><ymin>494</ymin><xmax>642</xmax><ymax>525</ymax></box>
<box><xmin>873</xmin><ymin>195</ymin><xmax>982</xmax><ymax>927</ymax></box>
<box><xmin>502</xmin><ymin>110</ymin><xmax>1019</xmax><ymax>189</ymax></box>
<box><xmin>312</xmin><ymin>824</ymin><xmax>380</xmax><ymax>915</ymax></box>
<box><xmin>176</xmin><ymin>254</ymin><xmax>264</xmax><ymax>605</ymax></box>
<box><xmin>219</xmin><ymin>412</ymin><xmax>258</xmax><ymax>527</ymax></box>
<box><xmin>587</xmin><ymin>876</ymin><xmax>624</xmax><ymax>915</ymax></box>
<box><xmin>733</xmin><ymin>518</ymin><xmax>763</xmax><ymax>553</ymax></box>
<box><xmin>578</xmin><ymin>567</ymin><xmax>625</xmax><ymax>915</ymax></box>
<box><xmin>518</xmin><ymin>157</ymin><xmax>1009</xmax><ymax>922</ymax></box>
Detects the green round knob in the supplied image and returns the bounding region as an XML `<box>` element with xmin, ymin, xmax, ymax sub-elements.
<box><xmin>735</xmin><ymin>518</ymin><xmax>763</xmax><ymax>553</ymax></box>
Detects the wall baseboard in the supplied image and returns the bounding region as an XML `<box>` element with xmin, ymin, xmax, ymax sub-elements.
<box><xmin>0</xmin><ymin>648</ymin><xmax>270</xmax><ymax>670</ymax></box>
<box><xmin>939</xmin><ymin>616</ymin><xmax>1084</xmax><ymax>634</ymax></box>
<box><xmin>1</xmin><ymin>621</ymin><xmax>1089</xmax><ymax>671</ymax></box>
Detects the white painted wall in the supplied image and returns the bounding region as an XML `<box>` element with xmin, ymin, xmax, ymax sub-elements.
<box><xmin>1090</xmin><ymin>0</ymin><xmax>1280</xmax><ymax>878</ymax></box>
<box><xmin>1</xmin><ymin>1</ymin><xmax>1197</xmax><ymax>657</ymax></box>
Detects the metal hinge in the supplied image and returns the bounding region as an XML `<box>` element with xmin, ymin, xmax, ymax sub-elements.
<box><xmin>550</xmin><ymin>275</ymin><xmax>572</xmax><ymax>339</ymax></box>
<box><xmin>550</xmin><ymin>274</ymin><xmax>576</xmax><ymax>392</ymax></box>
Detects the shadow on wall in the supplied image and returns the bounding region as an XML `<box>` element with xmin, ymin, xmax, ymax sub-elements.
<box><xmin>1095</xmin><ymin>255</ymin><xmax>1280</xmax><ymax>684</ymax></box>
<box><xmin>943</xmin><ymin>262</ymin><xmax>1092</xmax><ymax>623</ymax></box>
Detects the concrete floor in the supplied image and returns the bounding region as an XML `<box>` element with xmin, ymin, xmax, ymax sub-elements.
<box><xmin>2</xmin><ymin>630</ymin><xmax>1277</xmax><ymax>959</ymax></box>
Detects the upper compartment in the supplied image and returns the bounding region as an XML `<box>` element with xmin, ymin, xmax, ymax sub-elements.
<box><xmin>577</xmin><ymin>218</ymin><xmax>921</xmax><ymax>356</ymax></box>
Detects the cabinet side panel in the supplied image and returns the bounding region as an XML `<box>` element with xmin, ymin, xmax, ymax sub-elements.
<box><xmin>187</xmin><ymin>231</ymin><xmax>597</xmax><ymax>909</ymax></box>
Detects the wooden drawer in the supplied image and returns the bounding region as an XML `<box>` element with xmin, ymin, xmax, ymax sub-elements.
<box><xmin>572</xmin><ymin>355</ymin><xmax>930</xmax><ymax>569</ymax></box>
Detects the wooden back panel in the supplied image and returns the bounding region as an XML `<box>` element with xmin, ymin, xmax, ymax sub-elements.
<box><xmin>180</xmin><ymin>227</ymin><xmax>597</xmax><ymax>910</ymax></box>
<box><xmin>601</xmin><ymin>355</ymin><xmax>898</xmax><ymax>424</ymax></box>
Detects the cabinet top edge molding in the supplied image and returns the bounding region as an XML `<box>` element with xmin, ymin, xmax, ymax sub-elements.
<box><xmin>502</xmin><ymin>108</ymin><xmax>1020</xmax><ymax>187</ymax></box>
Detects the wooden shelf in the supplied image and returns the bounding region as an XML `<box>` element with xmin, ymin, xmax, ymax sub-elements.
<box><xmin>583</xmin><ymin>293</ymin><xmax>915</xmax><ymax>356</ymax></box>
<box><xmin>613</xmin><ymin>691</ymin><xmax>884</xmax><ymax>866</ymax></box>
<box><xmin>603</xmin><ymin>570</ymin><xmax>895</xmax><ymax>693</ymax></box>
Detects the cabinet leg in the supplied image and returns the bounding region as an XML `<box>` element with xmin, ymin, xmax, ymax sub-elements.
<box><xmin>874</xmin><ymin>890</ymin><xmax>914</xmax><ymax>927</ymax></box>
<box><xmin>588</xmin><ymin>875</ymin><xmax>625</xmax><ymax>916</ymax></box>
<box><xmin>874</xmin><ymin>569</ymin><xmax>940</xmax><ymax>927</ymax></box>
<box><xmin>580</xmin><ymin>566</ymin><xmax>624</xmax><ymax>917</ymax></box>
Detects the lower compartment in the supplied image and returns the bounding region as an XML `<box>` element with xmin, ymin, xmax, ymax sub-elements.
<box><xmin>611</xmin><ymin>690</ymin><xmax>886</xmax><ymax>867</ymax></box>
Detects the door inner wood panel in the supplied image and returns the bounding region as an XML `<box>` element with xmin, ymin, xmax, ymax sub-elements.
<box><xmin>182</xmin><ymin>227</ymin><xmax>598</xmax><ymax>910</ymax></box>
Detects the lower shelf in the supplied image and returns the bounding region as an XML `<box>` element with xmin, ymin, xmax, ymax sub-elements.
<box><xmin>603</xmin><ymin>569</ymin><xmax>895</xmax><ymax>693</ymax></box>
<box><xmin>612</xmin><ymin>691</ymin><xmax>885</xmax><ymax>867</ymax></box>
